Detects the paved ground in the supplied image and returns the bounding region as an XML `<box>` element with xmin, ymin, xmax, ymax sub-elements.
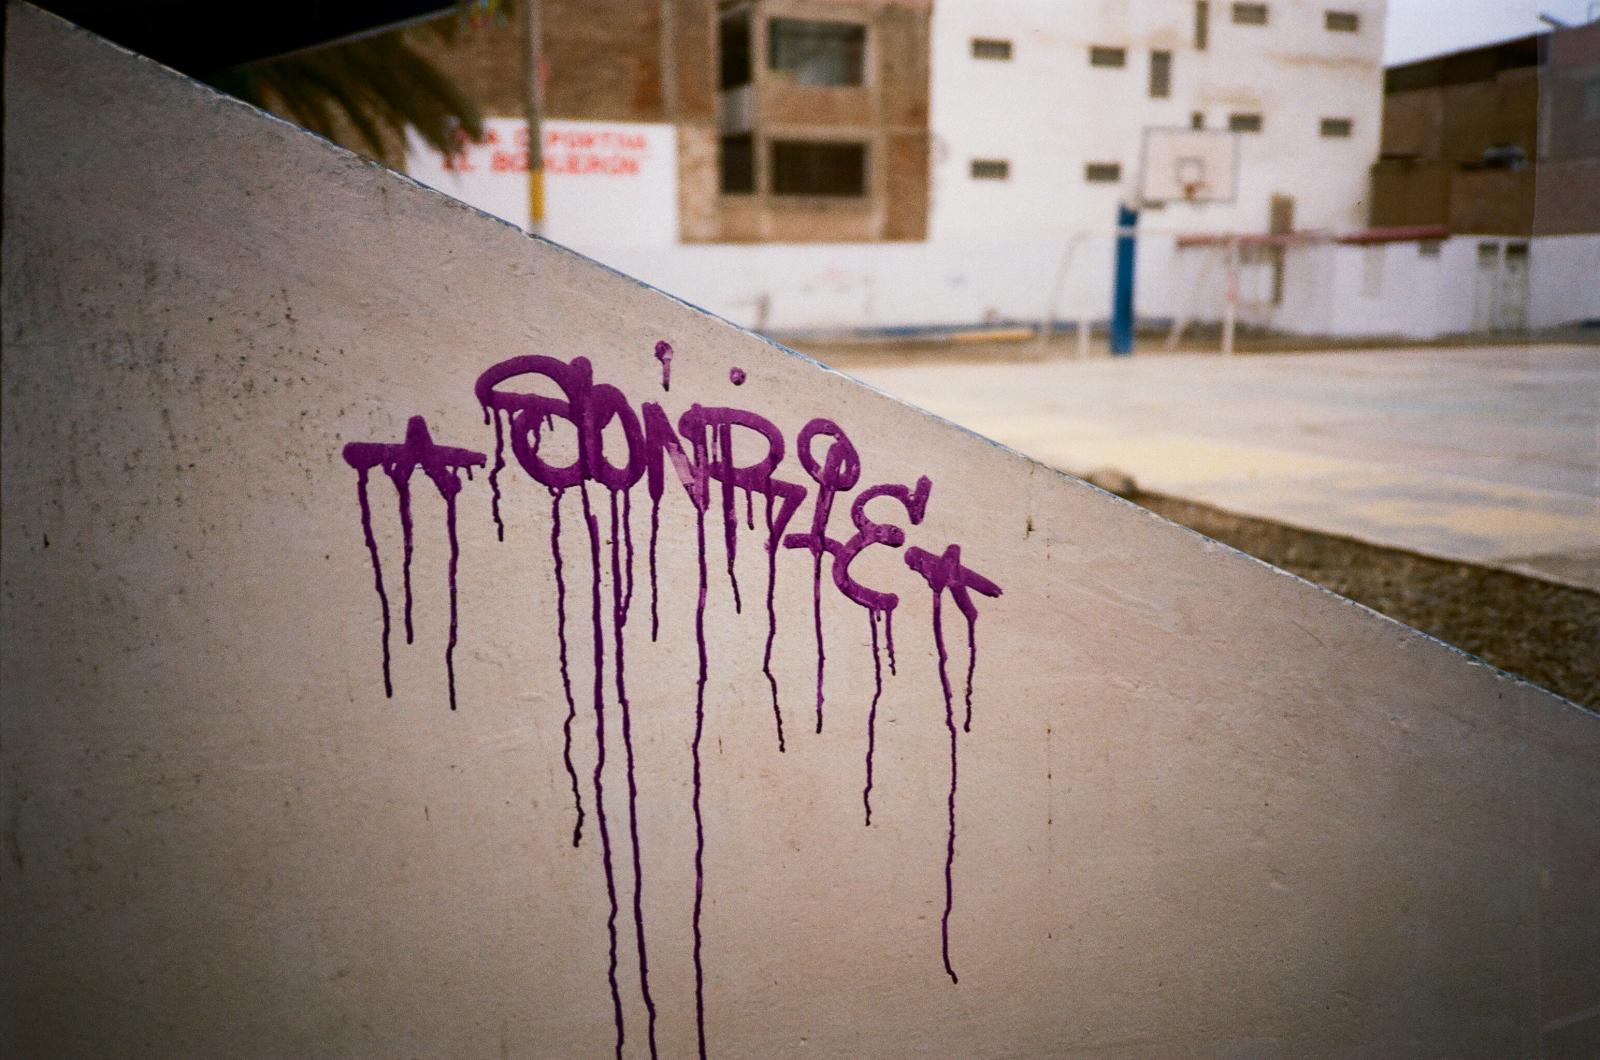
<box><xmin>829</xmin><ymin>343</ymin><xmax>1600</xmax><ymax>591</ymax></box>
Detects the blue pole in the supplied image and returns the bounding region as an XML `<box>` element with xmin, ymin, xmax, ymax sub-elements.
<box><xmin>1110</xmin><ymin>203</ymin><xmax>1138</xmax><ymax>356</ymax></box>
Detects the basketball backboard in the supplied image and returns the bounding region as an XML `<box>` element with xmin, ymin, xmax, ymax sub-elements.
<box><xmin>1139</xmin><ymin>127</ymin><xmax>1239</xmax><ymax>205</ymax></box>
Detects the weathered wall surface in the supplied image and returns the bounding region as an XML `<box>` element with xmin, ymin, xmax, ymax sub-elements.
<box><xmin>4</xmin><ymin>6</ymin><xmax>1600</xmax><ymax>1058</ymax></box>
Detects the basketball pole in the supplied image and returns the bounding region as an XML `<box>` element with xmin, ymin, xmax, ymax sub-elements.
<box><xmin>1110</xmin><ymin>203</ymin><xmax>1139</xmax><ymax>356</ymax></box>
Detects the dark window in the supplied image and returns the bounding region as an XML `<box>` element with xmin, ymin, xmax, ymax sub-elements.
<box><xmin>720</xmin><ymin>134</ymin><xmax>755</xmax><ymax>194</ymax></box>
<box><xmin>970</xmin><ymin>159</ymin><xmax>1009</xmax><ymax>180</ymax></box>
<box><xmin>1324</xmin><ymin>10</ymin><xmax>1359</xmax><ymax>31</ymax></box>
<box><xmin>1191</xmin><ymin>111</ymin><xmax>1205</xmax><ymax>129</ymax></box>
<box><xmin>1418</xmin><ymin>240</ymin><xmax>1443</xmax><ymax>257</ymax></box>
<box><xmin>1150</xmin><ymin>50</ymin><xmax>1172</xmax><ymax>98</ymax></box>
<box><xmin>1090</xmin><ymin>46</ymin><xmax>1127</xmax><ymax>67</ymax></box>
<box><xmin>770</xmin><ymin>140</ymin><xmax>866</xmax><ymax>196</ymax></box>
<box><xmin>768</xmin><ymin>18</ymin><xmax>865</xmax><ymax>86</ymax></box>
<box><xmin>972</xmin><ymin>38</ymin><xmax>1012</xmax><ymax>61</ymax></box>
<box><xmin>1229</xmin><ymin>112</ymin><xmax>1263</xmax><ymax>132</ymax></box>
<box><xmin>1195</xmin><ymin>1</ymin><xmax>1210</xmax><ymax>48</ymax></box>
<box><xmin>1085</xmin><ymin>162</ymin><xmax>1121</xmax><ymax>183</ymax></box>
<box><xmin>719</xmin><ymin>12</ymin><xmax>752</xmax><ymax>90</ymax></box>
<box><xmin>1232</xmin><ymin>3</ymin><xmax>1268</xmax><ymax>25</ymax></box>
<box><xmin>1319</xmin><ymin>117</ymin><xmax>1353</xmax><ymax>137</ymax></box>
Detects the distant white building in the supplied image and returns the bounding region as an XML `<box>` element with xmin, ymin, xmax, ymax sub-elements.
<box><xmin>405</xmin><ymin>0</ymin><xmax>1391</xmax><ymax>335</ymax></box>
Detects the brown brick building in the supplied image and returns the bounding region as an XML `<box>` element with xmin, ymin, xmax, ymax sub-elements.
<box><xmin>355</xmin><ymin>0</ymin><xmax>933</xmax><ymax>244</ymax></box>
<box><xmin>1370</xmin><ymin>21</ymin><xmax>1600</xmax><ymax>237</ymax></box>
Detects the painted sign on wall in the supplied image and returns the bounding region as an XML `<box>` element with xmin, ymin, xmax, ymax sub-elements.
<box><xmin>340</xmin><ymin>345</ymin><xmax>1002</xmax><ymax>1059</ymax></box>
<box><xmin>404</xmin><ymin>119</ymin><xmax>679</xmax><ymax>249</ymax></box>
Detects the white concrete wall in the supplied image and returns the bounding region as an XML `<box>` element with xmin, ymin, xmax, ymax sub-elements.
<box><xmin>1175</xmin><ymin>233</ymin><xmax>1600</xmax><ymax>337</ymax></box>
<box><xmin>7</xmin><ymin>6</ymin><xmax>1600</xmax><ymax>1057</ymax></box>
<box><xmin>1530</xmin><ymin>233</ymin><xmax>1600</xmax><ymax>328</ymax></box>
<box><xmin>927</xmin><ymin>0</ymin><xmax>1386</xmax><ymax>240</ymax></box>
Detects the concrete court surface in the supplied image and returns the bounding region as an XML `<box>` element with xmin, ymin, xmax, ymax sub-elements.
<box><xmin>842</xmin><ymin>343</ymin><xmax>1600</xmax><ymax>591</ymax></box>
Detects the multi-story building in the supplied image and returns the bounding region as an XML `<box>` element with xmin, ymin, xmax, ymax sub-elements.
<box><xmin>316</xmin><ymin>1</ymin><xmax>1389</xmax><ymax>332</ymax></box>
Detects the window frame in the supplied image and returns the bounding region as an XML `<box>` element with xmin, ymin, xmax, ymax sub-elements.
<box><xmin>1319</xmin><ymin>117</ymin><xmax>1353</xmax><ymax>138</ymax></box>
<box><xmin>1089</xmin><ymin>45</ymin><xmax>1128</xmax><ymax>68</ymax></box>
<box><xmin>768</xmin><ymin>138</ymin><xmax>870</xmax><ymax>198</ymax></box>
<box><xmin>1084</xmin><ymin>162</ymin><xmax>1122</xmax><ymax>184</ymax></box>
<box><xmin>766</xmin><ymin>17</ymin><xmax>868</xmax><ymax>88</ymax></box>
<box><xmin>1149</xmin><ymin>50</ymin><xmax>1172</xmax><ymax>98</ymax></box>
<box><xmin>719</xmin><ymin>133</ymin><xmax>756</xmax><ymax>195</ymax></box>
<box><xmin>970</xmin><ymin>158</ymin><xmax>1010</xmax><ymax>180</ymax></box>
<box><xmin>1228</xmin><ymin>112</ymin><xmax>1264</xmax><ymax>133</ymax></box>
<box><xmin>719</xmin><ymin>9</ymin><xmax>753</xmax><ymax>90</ymax></box>
<box><xmin>1195</xmin><ymin>0</ymin><xmax>1210</xmax><ymax>49</ymax></box>
<box><xmin>1231</xmin><ymin>2</ymin><xmax>1269</xmax><ymax>26</ymax></box>
<box><xmin>971</xmin><ymin>37</ymin><xmax>1013</xmax><ymax>61</ymax></box>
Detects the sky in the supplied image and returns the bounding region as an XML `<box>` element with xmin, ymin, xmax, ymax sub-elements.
<box><xmin>1384</xmin><ymin>0</ymin><xmax>1595</xmax><ymax>64</ymax></box>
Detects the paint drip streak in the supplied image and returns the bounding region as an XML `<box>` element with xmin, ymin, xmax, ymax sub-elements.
<box><xmin>580</xmin><ymin>485</ymin><xmax>627</xmax><ymax>1058</ymax></box>
<box><xmin>444</xmin><ymin>491</ymin><xmax>462</xmax><ymax>710</ymax></box>
<box><xmin>964</xmin><ymin>614</ymin><xmax>977</xmax><ymax>733</ymax></box>
<box><xmin>354</xmin><ymin>468</ymin><xmax>393</xmax><ymax>698</ymax></box>
<box><xmin>762</xmin><ymin>492</ymin><xmax>785</xmax><ymax>752</ymax></box>
<box><xmin>864</xmin><ymin>609</ymin><xmax>882</xmax><ymax>826</ymax></box>
<box><xmin>551</xmin><ymin>490</ymin><xmax>584</xmax><ymax>847</ymax></box>
<box><xmin>610</xmin><ymin>490</ymin><xmax>658</xmax><ymax>1058</ymax></box>
<box><xmin>692</xmin><ymin>503</ymin><xmax>710</xmax><ymax>1060</ymax></box>
<box><xmin>648</xmin><ymin>494</ymin><xmax>661</xmax><ymax>642</ymax></box>
<box><xmin>489</xmin><ymin>407</ymin><xmax>506</xmax><ymax>541</ymax></box>
<box><xmin>396</xmin><ymin>473</ymin><xmax>415</xmax><ymax>644</ymax></box>
<box><xmin>931</xmin><ymin>591</ymin><xmax>960</xmax><ymax>985</ymax></box>
<box><xmin>811</xmin><ymin>552</ymin><xmax>826</xmax><ymax>733</ymax></box>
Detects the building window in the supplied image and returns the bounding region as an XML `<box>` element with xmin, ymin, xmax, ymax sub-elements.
<box><xmin>1229</xmin><ymin>112</ymin><xmax>1263</xmax><ymax>132</ymax></box>
<box><xmin>1195</xmin><ymin>1</ymin><xmax>1210</xmax><ymax>49</ymax></box>
<box><xmin>768</xmin><ymin>18</ymin><xmax>866</xmax><ymax>87</ymax></box>
<box><xmin>1089</xmin><ymin>46</ymin><xmax>1127</xmax><ymax>68</ymax></box>
<box><xmin>720</xmin><ymin>134</ymin><xmax>755</xmax><ymax>194</ymax></box>
<box><xmin>1232</xmin><ymin>3</ymin><xmax>1269</xmax><ymax>25</ymax></box>
<box><xmin>1320</xmin><ymin>117</ymin><xmax>1353</xmax><ymax>137</ymax></box>
<box><xmin>1085</xmin><ymin>162</ymin><xmax>1121</xmax><ymax>183</ymax></box>
<box><xmin>1191</xmin><ymin>111</ymin><xmax>1205</xmax><ymax>129</ymax></box>
<box><xmin>1324</xmin><ymin>10</ymin><xmax>1359</xmax><ymax>32</ymax></box>
<box><xmin>719</xmin><ymin>11</ymin><xmax>752</xmax><ymax>90</ymax></box>
<box><xmin>1149</xmin><ymin>50</ymin><xmax>1172</xmax><ymax>98</ymax></box>
<box><xmin>1418</xmin><ymin>240</ymin><xmax>1443</xmax><ymax>257</ymax></box>
<box><xmin>970</xmin><ymin>159</ymin><xmax>1010</xmax><ymax>180</ymax></box>
<box><xmin>770</xmin><ymin>140</ymin><xmax>866</xmax><ymax>196</ymax></box>
<box><xmin>972</xmin><ymin>38</ymin><xmax>1012</xmax><ymax>61</ymax></box>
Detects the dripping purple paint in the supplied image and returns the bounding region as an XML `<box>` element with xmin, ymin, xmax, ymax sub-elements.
<box><xmin>339</xmin><ymin>344</ymin><xmax>1002</xmax><ymax>1055</ymax></box>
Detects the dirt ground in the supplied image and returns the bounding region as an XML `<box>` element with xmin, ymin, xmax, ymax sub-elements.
<box><xmin>1134</xmin><ymin>491</ymin><xmax>1600</xmax><ymax>710</ymax></box>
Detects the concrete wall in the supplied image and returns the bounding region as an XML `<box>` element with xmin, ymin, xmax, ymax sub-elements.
<box><xmin>6</xmin><ymin>6</ymin><xmax>1600</xmax><ymax>1058</ymax></box>
<box><xmin>1176</xmin><ymin>232</ymin><xmax>1600</xmax><ymax>336</ymax></box>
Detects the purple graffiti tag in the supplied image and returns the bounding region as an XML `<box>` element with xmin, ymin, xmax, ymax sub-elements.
<box><xmin>828</xmin><ymin>476</ymin><xmax>933</xmax><ymax>824</ymax></box>
<box><xmin>610</xmin><ymin>488</ymin><xmax>658</xmax><ymax>1058</ymax></box>
<box><xmin>342</xmin><ymin>415</ymin><xmax>486</xmax><ymax>710</ymax></box>
<box><xmin>654</xmin><ymin>339</ymin><xmax>673</xmax><ymax>392</ymax></box>
<box><xmin>904</xmin><ymin>543</ymin><xmax>1002</xmax><ymax>985</ymax></box>
<box><xmin>729</xmin><ymin>366</ymin><xmax>746</xmax><ymax>386</ymax></box>
<box><xmin>782</xmin><ymin>420</ymin><xmax>861</xmax><ymax>733</ymax></box>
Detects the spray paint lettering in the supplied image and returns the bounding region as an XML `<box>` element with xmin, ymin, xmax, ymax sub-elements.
<box><xmin>342</xmin><ymin>344</ymin><xmax>1002</xmax><ymax>1057</ymax></box>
